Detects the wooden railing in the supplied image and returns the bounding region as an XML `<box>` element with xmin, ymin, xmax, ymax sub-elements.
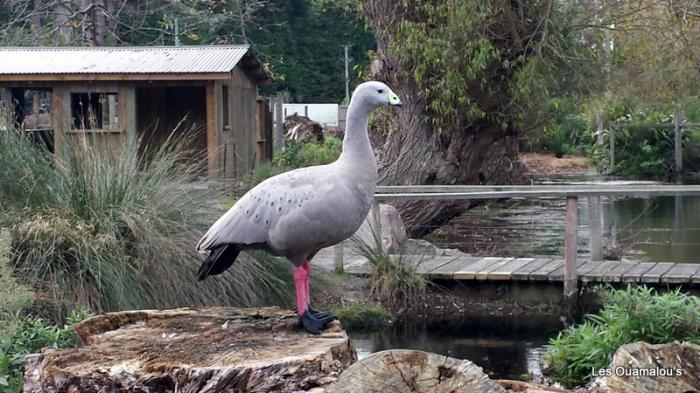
<box><xmin>369</xmin><ymin>184</ymin><xmax>700</xmax><ymax>301</ymax></box>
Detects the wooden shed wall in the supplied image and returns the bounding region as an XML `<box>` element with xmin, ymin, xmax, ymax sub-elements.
<box><xmin>221</xmin><ymin>67</ymin><xmax>259</xmax><ymax>179</ymax></box>
<box><xmin>52</xmin><ymin>83</ymin><xmax>131</xmax><ymax>156</ymax></box>
<box><xmin>1</xmin><ymin>67</ymin><xmax>263</xmax><ymax>181</ymax></box>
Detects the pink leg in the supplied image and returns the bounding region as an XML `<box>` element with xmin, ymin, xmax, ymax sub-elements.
<box><xmin>303</xmin><ymin>260</ymin><xmax>311</xmax><ymax>305</ymax></box>
<box><xmin>292</xmin><ymin>265</ymin><xmax>308</xmax><ymax>315</ymax></box>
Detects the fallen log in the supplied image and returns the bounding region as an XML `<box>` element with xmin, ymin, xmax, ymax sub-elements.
<box><xmin>23</xmin><ymin>307</ymin><xmax>356</xmax><ymax>393</ymax></box>
<box><xmin>326</xmin><ymin>349</ymin><xmax>506</xmax><ymax>392</ymax></box>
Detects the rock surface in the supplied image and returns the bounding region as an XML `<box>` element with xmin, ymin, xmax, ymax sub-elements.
<box><xmin>353</xmin><ymin>203</ymin><xmax>408</xmax><ymax>253</ymax></box>
<box><xmin>23</xmin><ymin>307</ymin><xmax>356</xmax><ymax>393</ymax></box>
<box><xmin>326</xmin><ymin>349</ymin><xmax>506</xmax><ymax>392</ymax></box>
<box><xmin>588</xmin><ymin>341</ymin><xmax>700</xmax><ymax>393</ymax></box>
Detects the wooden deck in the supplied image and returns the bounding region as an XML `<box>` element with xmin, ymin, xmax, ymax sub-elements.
<box><xmin>344</xmin><ymin>255</ymin><xmax>700</xmax><ymax>285</ymax></box>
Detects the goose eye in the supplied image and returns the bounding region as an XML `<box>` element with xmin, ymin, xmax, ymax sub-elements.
<box><xmin>377</xmin><ymin>89</ymin><xmax>384</xmax><ymax>94</ymax></box>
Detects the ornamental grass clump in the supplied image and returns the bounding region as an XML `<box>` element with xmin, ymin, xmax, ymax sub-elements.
<box><xmin>354</xmin><ymin>234</ymin><xmax>427</xmax><ymax>317</ymax></box>
<box><xmin>543</xmin><ymin>285</ymin><xmax>700</xmax><ymax>386</ymax></box>
<box><xmin>0</xmin><ymin>128</ymin><xmax>293</xmax><ymax>316</ymax></box>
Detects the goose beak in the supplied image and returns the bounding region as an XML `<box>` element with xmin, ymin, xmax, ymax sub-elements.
<box><xmin>388</xmin><ymin>92</ymin><xmax>402</xmax><ymax>107</ymax></box>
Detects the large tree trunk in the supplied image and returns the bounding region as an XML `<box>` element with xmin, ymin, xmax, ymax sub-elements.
<box><xmin>92</xmin><ymin>0</ymin><xmax>108</xmax><ymax>46</ymax></box>
<box><xmin>30</xmin><ymin>0</ymin><xmax>43</xmax><ymax>44</ymax></box>
<box><xmin>363</xmin><ymin>1</ymin><xmax>526</xmax><ymax>237</ymax></box>
<box><xmin>23</xmin><ymin>307</ymin><xmax>356</xmax><ymax>393</ymax></box>
<box><xmin>53</xmin><ymin>1</ymin><xmax>75</xmax><ymax>45</ymax></box>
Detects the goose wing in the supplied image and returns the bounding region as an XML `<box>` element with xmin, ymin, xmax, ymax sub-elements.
<box><xmin>196</xmin><ymin>165</ymin><xmax>333</xmax><ymax>253</ymax></box>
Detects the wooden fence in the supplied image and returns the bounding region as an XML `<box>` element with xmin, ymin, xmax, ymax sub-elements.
<box><xmin>357</xmin><ymin>184</ymin><xmax>700</xmax><ymax>301</ymax></box>
<box><xmin>600</xmin><ymin>109</ymin><xmax>700</xmax><ymax>174</ymax></box>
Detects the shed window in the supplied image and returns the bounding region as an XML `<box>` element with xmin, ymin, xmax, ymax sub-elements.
<box><xmin>71</xmin><ymin>93</ymin><xmax>119</xmax><ymax>131</ymax></box>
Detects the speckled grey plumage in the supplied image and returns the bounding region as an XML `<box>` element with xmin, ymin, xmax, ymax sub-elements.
<box><xmin>197</xmin><ymin>81</ymin><xmax>396</xmax><ymax>266</ymax></box>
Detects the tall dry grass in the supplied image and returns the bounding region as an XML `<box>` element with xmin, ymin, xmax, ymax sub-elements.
<box><xmin>0</xmin><ymin>128</ymin><xmax>293</xmax><ymax>316</ymax></box>
<box><xmin>353</xmin><ymin>233</ymin><xmax>427</xmax><ymax>317</ymax></box>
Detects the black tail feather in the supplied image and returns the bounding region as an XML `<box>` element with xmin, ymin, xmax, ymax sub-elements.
<box><xmin>198</xmin><ymin>244</ymin><xmax>241</xmax><ymax>281</ymax></box>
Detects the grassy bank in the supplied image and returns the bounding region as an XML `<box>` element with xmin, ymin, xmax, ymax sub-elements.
<box><xmin>543</xmin><ymin>285</ymin><xmax>700</xmax><ymax>386</ymax></box>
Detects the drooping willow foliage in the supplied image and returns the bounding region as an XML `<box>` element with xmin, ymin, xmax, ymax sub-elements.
<box><xmin>365</xmin><ymin>0</ymin><xmax>598</xmax><ymax>134</ymax></box>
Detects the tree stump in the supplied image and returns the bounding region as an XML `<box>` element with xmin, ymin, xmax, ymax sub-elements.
<box><xmin>23</xmin><ymin>307</ymin><xmax>356</xmax><ymax>393</ymax></box>
<box><xmin>588</xmin><ymin>341</ymin><xmax>700</xmax><ymax>393</ymax></box>
<box><xmin>326</xmin><ymin>349</ymin><xmax>506</xmax><ymax>392</ymax></box>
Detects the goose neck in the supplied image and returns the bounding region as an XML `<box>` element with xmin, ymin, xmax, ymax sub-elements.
<box><xmin>339</xmin><ymin>100</ymin><xmax>374</xmax><ymax>164</ymax></box>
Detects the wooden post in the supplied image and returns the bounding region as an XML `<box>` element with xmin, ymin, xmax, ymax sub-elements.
<box><xmin>333</xmin><ymin>242</ymin><xmax>344</xmax><ymax>274</ymax></box>
<box><xmin>338</xmin><ymin>105</ymin><xmax>348</xmax><ymax>130</ymax></box>
<box><xmin>675</xmin><ymin>108</ymin><xmax>683</xmax><ymax>173</ymax></box>
<box><xmin>264</xmin><ymin>101</ymin><xmax>273</xmax><ymax>161</ymax></box>
<box><xmin>564</xmin><ymin>196</ymin><xmax>578</xmax><ymax>303</ymax></box>
<box><xmin>271</xmin><ymin>95</ymin><xmax>284</xmax><ymax>153</ymax></box>
<box><xmin>118</xmin><ymin>85</ymin><xmax>136</xmax><ymax>145</ymax></box>
<box><xmin>609</xmin><ymin>126</ymin><xmax>615</xmax><ymax>173</ymax></box>
<box><xmin>0</xmin><ymin>87</ymin><xmax>10</xmax><ymax>124</ymax></box>
<box><xmin>205</xmin><ymin>82</ymin><xmax>220</xmax><ymax>181</ymax></box>
<box><xmin>256</xmin><ymin>99</ymin><xmax>267</xmax><ymax>165</ymax></box>
<box><xmin>371</xmin><ymin>199</ymin><xmax>383</xmax><ymax>249</ymax></box>
<box><xmin>50</xmin><ymin>86</ymin><xmax>66</xmax><ymax>158</ymax></box>
<box><xmin>587</xmin><ymin>195</ymin><xmax>603</xmax><ymax>261</ymax></box>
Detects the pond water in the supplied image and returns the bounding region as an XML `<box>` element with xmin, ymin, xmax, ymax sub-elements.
<box><xmin>435</xmin><ymin>174</ymin><xmax>700</xmax><ymax>262</ymax></box>
<box><xmin>350</xmin><ymin>175</ymin><xmax>699</xmax><ymax>383</ymax></box>
<box><xmin>349</xmin><ymin>314</ymin><xmax>563</xmax><ymax>382</ymax></box>
<box><xmin>357</xmin><ymin>174</ymin><xmax>699</xmax><ymax>384</ymax></box>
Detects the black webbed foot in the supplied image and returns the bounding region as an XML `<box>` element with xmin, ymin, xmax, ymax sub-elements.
<box><xmin>308</xmin><ymin>306</ymin><xmax>335</xmax><ymax>321</ymax></box>
<box><xmin>299</xmin><ymin>310</ymin><xmax>337</xmax><ymax>335</ymax></box>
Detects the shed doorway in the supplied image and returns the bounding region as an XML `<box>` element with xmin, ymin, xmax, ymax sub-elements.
<box><xmin>136</xmin><ymin>86</ymin><xmax>207</xmax><ymax>165</ymax></box>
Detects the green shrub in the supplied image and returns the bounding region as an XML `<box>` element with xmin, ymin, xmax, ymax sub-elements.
<box><xmin>522</xmin><ymin>97</ymin><xmax>592</xmax><ymax>156</ymax></box>
<box><xmin>0</xmin><ymin>310</ymin><xmax>91</xmax><ymax>392</ymax></box>
<box><xmin>588</xmin><ymin>102</ymin><xmax>697</xmax><ymax>178</ymax></box>
<box><xmin>248</xmin><ymin>161</ymin><xmax>288</xmax><ymax>187</ymax></box>
<box><xmin>273</xmin><ymin>137</ymin><xmax>342</xmax><ymax>169</ymax></box>
<box><xmin>543</xmin><ymin>285</ymin><xmax>700</xmax><ymax>386</ymax></box>
<box><xmin>0</xmin><ymin>129</ymin><xmax>292</xmax><ymax>316</ymax></box>
<box><xmin>329</xmin><ymin>302</ymin><xmax>392</xmax><ymax>331</ymax></box>
<box><xmin>546</xmin><ymin>114</ymin><xmax>591</xmax><ymax>158</ymax></box>
<box><xmin>249</xmin><ymin>137</ymin><xmax>342</xmax><ymax>186</ymax></box>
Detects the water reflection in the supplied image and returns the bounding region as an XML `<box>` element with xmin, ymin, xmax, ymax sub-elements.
<box><xmin>436</xmin><ymin>175</ymin><xmax>700</xmax><ymax>262</ymax></box>
<box><xmin>605</xmin><ymin>196</ymin><xmax>700</xmax><ymax>262</ymax></box>
<box><xmin>349</xmin><ymin>314</ymin><xmax>562</xmax><ymax>381</ymax></box>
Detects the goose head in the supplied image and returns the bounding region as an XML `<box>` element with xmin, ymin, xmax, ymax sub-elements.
<box><xmin>352</xmin><ymin>81</ymin><xmax>402</xmax><ymax>110</ymax></box>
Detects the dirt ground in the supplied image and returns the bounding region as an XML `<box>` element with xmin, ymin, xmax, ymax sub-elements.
<box><xmin>519</xmin><ymin>152</ymin><xmax>594</xmax><ymax>175</ymax></box>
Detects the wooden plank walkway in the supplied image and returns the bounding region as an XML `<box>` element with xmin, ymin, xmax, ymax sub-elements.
<box><xmin>345</xmin><ymin>255</ymin><xmax>700</xmax><ymax>284</ymax></box>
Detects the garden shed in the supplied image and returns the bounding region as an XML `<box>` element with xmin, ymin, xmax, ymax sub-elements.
<box><xmin>0</xmin><ymin>45</ymin><xmax>271</xmax><ymax>180</ymax></box>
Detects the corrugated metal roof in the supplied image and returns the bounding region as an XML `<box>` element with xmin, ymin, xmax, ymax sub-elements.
<box><xmin>0</xmin><ymin>45</ymin><xmax>251</xmax><ymax>75</ymax></box>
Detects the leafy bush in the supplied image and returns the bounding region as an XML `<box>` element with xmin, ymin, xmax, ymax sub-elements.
<box><xmin>543</xmin><ymin>285</ymin><xmax>700</xmax><ymax>386</ymax></box>
<box><xmin>329</xmin><ymin>302</ymin><xmax>392</xmax><ymax>331</ymax></box>
<box><xmin>587</xmin><ymin>100</ymin><xmax>700</xmax><ymax>178</ymax></box>
<box><xmin>249</xmin><ymin>137</ymin><xmax>342</xmax><ymax>186</ymax></box>
<box><xmin>0</xmin><ymin>129</ymin><xmax>292</xmax><ymax>316</ymax></box>
<box><xmin>248</xmin><ymin>161</ymin><xmax>288</xmax><ymax>187</ymax></box>
<box><xmin>524</xmin><ymin>98</ymin><xmax>592</xmax><ymax>157</ymax></box>
<box><xmin>0</xmin><ymin>310</ymin><xmax>91</xmax><ymax>392</ymax></box>
<box><xmin>273</xmin><ymin>137</ymin><xmax>342</xmax><ymax>169</ymax></box>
